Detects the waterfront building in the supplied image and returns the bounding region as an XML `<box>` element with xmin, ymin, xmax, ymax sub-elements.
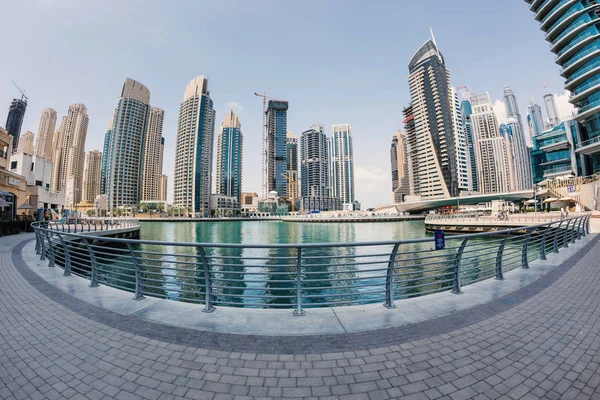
<box><xmin>544</xmin><ymin>92</ymin><xmax>561</xmax><ymax>128</ymax></box>
<box><xmin>265</xmin><ymin>100</ymin><xmax>288</xmax><ymax>197</ymax></box>
<box><xmin>460</xmin><ymin>98</ymin><xmax>479</xmax><ymax>191</ymax></box>
<box><xmin>5</xmin><ymin>98</ymin><xmax>27</xmax><ymax>153</ymax></box>
<box><xmin>17</xmin><ymin>130</ymin><xmax>34</xmax><ymax>155</ymax></box>
<box><xmin>470</xmin><ymin>93</ymin><xmax>513</xmax><ymax>194</ymax></box>
<box><xmin>100</xmin><ymin>117</ymin><xmax>112</xmax><ymax>196</ymax></box>
<box><xmin>402</xmin><ymin>105</ymin><xmax>419</xmax><ymax>196</ymax></box>
<box><xmin>391</xmin><ymin>131</ymin><xmax>410</xmax><ymax>203</ymax></box>
<box><xmin>103</xmin><ymin>79</ymin><xmax>155</xmax><ymax>211</ymax></box>
<box><xmin>159</xmin><ymin>174</ymin><xmax>167</xmax><ymax>202</ymax></box>
<box><xmin>83</xmin><ymin>150</ymin><xmax>102</xmax><ymax>204</ymax></box>
<box><xmin>141</xmin><ymin>107</ymin><xmax>165</xmax><ymax>202</ymax></box>
<box><xmin>407</xmin><ymin>34</ymin><xmax>460</xmax><ymax>198</ymax></box>
<box><xmin>173</xmin><ymin>75</ymin><xmax>215</xmax><ymax>217</ymax></box>
<box><xmin>530</xmin><ymin>119</ymin><xmax>586</xmax><ymax>184</ymax></box>
<box><xmin>525</xmin><ymin>0</ymin><xmax>600</xmax><ymax>174</ymax></box>
<box><xmin>452</xmin><ymin>89</ymin><xmax>473</xmax><ymax>192</ymax></box>
<box><xmin>216</xmin><ymin>110</ymin><xmax>243</xmax><ymax>202</ymax></box>
<box><xmin>209</xmin><ymin>194</ymin><xmax>241</xmax><ymax>217</ymax></box>
<box><xmin>285</xmin><ymin>132</ymin><xmax>299</xmax><ymax>200</ymax></box>
<box><xmin>34</xmin><ymin>108</ymin><xmax>57</xmax><ymax>161</ymax></box>
<box><xmin>9</xmin><ymin>152</ymin><xmax>64</xmax><ymax>210</ymax></box>
<box><xmin>329</xmin><ymin>124</ymin><xmax>355</xmax><ymax>204</ymax></box>
<box><xmin>527</xmin><ymin>100</ymin><xmax>545</xmax><ymax>139</ymax></box>
<box><xmin>50</xmin><ymin>104</ymin><xmax>89</xmax><ymax>204</ymax></box>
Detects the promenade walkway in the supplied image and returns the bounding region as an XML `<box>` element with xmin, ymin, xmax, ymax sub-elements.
<box><xmin>2</xmin><ymin>233</ymin><xmax>600</xmax><ymax>399</ymax></box>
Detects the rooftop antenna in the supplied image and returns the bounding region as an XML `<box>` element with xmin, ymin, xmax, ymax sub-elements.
<box><xmin>430</xmin><ymin>27</ymin><xmax>441</xmax><ymax>58</ymax></box>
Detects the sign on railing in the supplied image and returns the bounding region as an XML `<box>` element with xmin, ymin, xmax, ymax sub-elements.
<box><xmin>434</xmin><ymin>230</ymin><xmax>445</xmax><ymax>250</ymax></box>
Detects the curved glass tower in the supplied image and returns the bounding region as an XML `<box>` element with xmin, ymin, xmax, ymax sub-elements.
<box><xmin>525</xmin><ymin>0</ymin><xmax>600</xmax><ymax>172</ymax></box>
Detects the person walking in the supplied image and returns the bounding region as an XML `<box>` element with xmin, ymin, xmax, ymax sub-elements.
<box><xmin>560</xmin><ymin>206</ymin><xmax>565</xmax><ymax>219</ymax></box>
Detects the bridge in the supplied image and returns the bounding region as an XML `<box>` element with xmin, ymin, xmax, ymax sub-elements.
<box><xmin>375</xmin><ymin>190</ymin><xmax>535</xmax><ymax>213</ymax></box>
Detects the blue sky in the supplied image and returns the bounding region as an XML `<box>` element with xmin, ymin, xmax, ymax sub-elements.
<box><xmin>0</xmin><ymin>0</ymin><xmax>574</xmax><ymax>207</ymax></box>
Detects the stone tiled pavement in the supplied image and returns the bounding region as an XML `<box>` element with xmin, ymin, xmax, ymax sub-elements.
<box><xmin>2</xmin><ymin>234</ymin><xmax>600</xmax><ymax>399</ymax></box>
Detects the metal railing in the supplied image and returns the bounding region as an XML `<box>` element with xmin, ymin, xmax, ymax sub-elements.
<box><xmin>42</xmin><ymin>218</ymin><xmax>139</xmax><ymax>233</ymax></box>
<box><xmin>31</xmin><ymin>214</ymin><xmax>592</xmax><ymax>315</ymax></box>
<box><xmin>425</xmin><ymin>212</ymin><xmax>585</xmax><ymax>224</ymax></box>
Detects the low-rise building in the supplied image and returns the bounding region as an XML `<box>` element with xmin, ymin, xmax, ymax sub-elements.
<box><xmin>210</xmin><ymin>194</ymin><xmax>241</xmax><ymax>217</ymax></box>
<box><xmin>9</xmin><ymin>152</ymin><xmax>64</xmax><ymax>212</ymax></box>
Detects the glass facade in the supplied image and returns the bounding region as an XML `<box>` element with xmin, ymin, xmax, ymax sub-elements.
<box><xmin>526</xmin><ymin>0</ymin><xmax>600</xmax><ymax>173</ymax></box>
<box><xmin>216</xmin><ymin>112</ymin><xmax>243</xmax><ymax>202</ymax></box>
<box><xmin>5</xmin><ymin>98</ymin><xmax>27</xmax><ymax>153</ymax></box>
<box><xmin>266</xmin><ymin>101</ymin><xmax>289</xmax><ymax>197</ymax></box>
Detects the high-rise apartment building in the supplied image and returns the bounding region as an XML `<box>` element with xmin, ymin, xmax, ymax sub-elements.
<box><xmin>103</xmin><ymin>79</ymin><xmax>156</xmax><ymax>210</ymax></box>
<box><xmin>5</xmin><ymin>98</ymin><xmax>27</xmax><ymax>153</ymax></box>
<box><xmin>265</xmin><ymin>100</ymin><xmax>288</xmax><ymax>197</ymax></box>
<box><xmin>402</xmin><ymin>105</ymin><xmax>419</xmax><ymax>196</ymax></box>
<box><xmin>100</xmin><ymin>117</ymin><xmax>112</xmax><ymax>196</ymax></box>
<box><xmin>285</xmin><ymin>132</ymin><xmax>299</xmax><ymax>200</ymax></box>
<box><xmin>525</xmin><ymin>0</ymin><xmax>600</xmax><ymax>173</ymax></box>
<box><xmin>141</xmin><ymin>107</ymin><xmax>165</xmax><ymax>201</ymax></box>
<box><xmin>83</xmin><ymin>150</ymin><xmax>102</xmax><ymax>203</ymax></box>
<box><xmin>173</xmin><ymin>75</ymin><xmax>215</xmax><ymax>217</ymax></box>
<box><xmin>329</xmin><ymin>124</ymin><xmax>355</xmax><ymax>204</ymax></box>
<box><xmin>503</xmin><ymin>86</ymin><xmax>533</xmax><ymax>190</ymax></box>
<box><xmin>17</xmin><ymin>130</ymin><xmax>34</xmax><ymax>155</ymax></box>
<box><xmin>159</xmin><ymin>174</ymin><xmax>167</xmax><ymax>202</ymax></box>
<box><xmin>216</xmin><ymin>110</ymin><xmax>243</xmax><ymax>202</ymax></box>
<box><xmin>34</xmin><ymin>108</ymin><xmax>57</xmax><ymax>160</ymax></box>
<box><xmin>300</xmin><ymin>124</ymin><xmax>329</xmax><ymax>198</ymax></box>
<box><xmin>391</xmin><ymin>131</ymin><xmax>410</xmax><ymax>203</ymax></box>
<box><xmin>460</xmin><ymin>98</ymin><xmax>479</xmax><ymax>192</ymax></box>
<box><xmin>407</xmin><ymin>35</ymin><xmax>459</xmax><ymax>198</ymax></box>
<box><xmin>543</xmin><ymin>92</ymin><xmax>561</xmax><ymax>128</ymax></box>
<box><xmin>527</xmin><ymin>100</ymin><xmax>545</xmax><ymax>139</ymax></box>
<box><xmin>451</xmin><ymin>89</ymin><xmax>473</xmax><ymax>192</ymax></box>
<box><xmin>470</xmin><ymin>93</ymin><xmax>513</xmax><ymax>194</ymax></box>
<box><xmin>51</xmin><ymin>104</ymin><xmax>89</xmax><ymax>204</ymax></box>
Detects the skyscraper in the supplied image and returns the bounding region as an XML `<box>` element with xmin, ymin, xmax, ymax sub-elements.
<box><xmin>503</xmin><ymin>86</ymin><xmax>533</xmax><ymax>190</ymax></box>
<box><xmin>543</xmin><ymin>92</ymin><xmax>561</xmax><ymax>128</ymax></box>
<box><xmin>525</xmin><ymin>0</ymin><xmax>600</xmax><ymax>173</ymax></box>
<box><xmin>527</xmin><ymin>100</ymin><xmax>544</xmax><ymax>138</ymax></box>
<box><xmin>83</xmin><ymin>150</ymin><xmax>102</xmax><ymax>203</ymax></box>
<box><xmin>159</xmin><ymin>175</ymin><xmax>168</xmax><ymax>202</ymax></box>
<box><xmin>5</xmin><ymin>98</ymin><xmax>27</xmax><ymax>153</ymax></box>
<box><xmin>51</xmin><ymin>104</ymin><xmax>89</xmax><ymax>204</ymax></box>
<box><xmin>402</xmin><ymin>105</ymin><xmax>419</xmax><ymax>196</ymax></box>
<box><xmin>329</xmin><ymin>124</ymin><xmax>355</xmax><ymax>204</ymax></box>
<box><xmin>285</xmin><ymin>132</ymin><xmax>299</xmax><ymax>200</ymax></box>
<box><xmin>216</xmin><ymin>110</ymin><xmax>243</xmax><ymax>202</ymax></box>
<box><xmin>100</xmin><ymin>117</ymin><xmax>112</xmax><ymax>195</ymax></box>
<box><xmin>451</xmin><ymin>89</ymin><xmax>473</xmax><ymax>192</ymax></box>
<box><xmin>265</xmin><ymin>100</ymin><xmax>288</xmax><ymax>197</ymax></box>
<box><xmin>300</xmin><ymin>124</ymin><xmax>329</xmax><ymax>198</ymax></box>
<box><xmin>470</xmin><ymin>93</ymin><xmax>513</xmax><ymax>194</ymax></box>
<box><xmin>34</xmin><ymin>108</ymin><xmax>57</xmax><ymax>160</ymax></box>
<box><xmin>103</xmin><ymin>78</ymin><xmax>155</xmax><ymax>210</ymax></box>
<box><xmin>407</xmin><ymin>34</ymin><xmax>459</xmax><ymax>198</ymax></box>
<box><xmin>17</xmin><ymin>130</ymin><xmax>34</xmax><ymax>155</ymax></box>
<box><xmin>141</xmin><ymin>107</ymin><xmax>165</xmax><ymax>201</ymax></box>
<box><xmin>460</xmin><ymin>98</ymin><xmax>478</xmax><ymax>192</ymax></box>
<box><xmin>173</xmin><ymin>75</ymin><xmax>215</xmax><ymax>217</ymax></box>
<box><xmin>391</xmin><ymin>131</ymin><xmax>410</xmax><ymax>203</ymax></box>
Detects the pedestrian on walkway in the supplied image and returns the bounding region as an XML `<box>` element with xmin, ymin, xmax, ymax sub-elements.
<box><xmin>560</xmin><ymin>206</ymin><xmax>565</xmax><ymax>219</ymax></box>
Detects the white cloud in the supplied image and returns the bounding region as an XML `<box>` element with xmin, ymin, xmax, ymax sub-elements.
<box><xmin>354</xmin><ymin>164</ymin><xmax>391</xmax><ymax>209</ymax></box>
<box><xmin>554</xmin><ymin>90</ymin><xmax>576</xmax><ymax>120</ymax></box>
<box><xmin>493</xmin><ymin>100</ymin><xmax>508</xmax><ymax>124</ymax></box>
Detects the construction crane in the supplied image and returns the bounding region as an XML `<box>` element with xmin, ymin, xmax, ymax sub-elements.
<box><xmin>11</xmin><ymin>80</ymin><xmax>28</xmax><ymax>101</ymax></box>
<box><xmin>254</xmin><ymin>92</ymin><xmax>273</xmax><ymax>199</ymax></box>
<box><xmin>281</xmin><ymin>173</ymin><xmax>297</xmax><ymax>213</ymax></box>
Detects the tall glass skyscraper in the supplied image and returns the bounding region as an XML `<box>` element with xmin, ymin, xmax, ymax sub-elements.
<box><xmin>391</xmin><ymin>131</ymin><xmax>410</xmax><ymax>203</ymax></box>
<box><xmin>5</xmin><ymin>98</ymin><xmax>27</xmax><ymax>153</ymax></box>
<box><xmin>285</xmin><ymin>132</ymin><xmax>299</xmax><ymax>200</ymax></box>
<box><xmin>173</xmin><ymin>75</ymin><xmax>215</xmax><ymax>217</ymax></box>
<box><xmin>407</xmin><ymin>35</ymin><xmax>459</xmax><ymax>198</ymax></box>
<box><xmin>103</xmin><ymin>79</ymin><xmax>154</xmax><ymax>211</ymax></box>
<box><xmin>216</xmin><ymin>110</ymin><xmax>243</xmax><ymax>202</ymax></box>
<box><xmin>265</xmin><ymin>100</ymin><xmax>288</xmax><ymax>197</ymax></box>
<box><xmin>525</xmin><ymin>0</ymin><xmax>600</xmax><ymax>173</ymax></box>
<box><xmin>503</xmin><ymin>86</ymin><xmax>533</xmax><ymax>190</ymax></box>
<box><xmin>460</xmin><ymin>99</ymin><xmax>478</xmax><ymax>192</ymax></box>
<box><xmin>543</xmin><ymin>92</ymin><xmax>561</xmax><ymax>127</ymax></box>
<box><xmin>527</xmin><ymin>100</ymin><xmax>545</xmax><ymax>139</ymax></box>
<box><xmin>300</xmin><ymin>124</ymin><xmax>329</xmax><ymax>198</ymax></box>
<box><xmin>329</xmin><ymin>124</ymin><xmax>355</xmax><ymax>204</ymax></box>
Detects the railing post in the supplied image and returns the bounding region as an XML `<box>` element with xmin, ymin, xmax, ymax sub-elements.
<box><xmin>56</xmin><ymin>235</ymin><xmax>72</xmax><ymax>276</ymax></box>
<box><xmin>452</xmin><ymin>238</ymin><xmax>468</xmax><ymax>294</ymax></box>
<box><xmin>294</xmin><ymin>247</ymin><xmax>305</xmax><ymax>316</ymax></box>
<box><xmin>563</xmin><ymin>219</ymin><xmax>571</xmax><ymax>248</ymax></box>
<box><xmin>576</xmin><ymin>217</ymin><xmax>583</xmax><ymax>239</ymax></box>
<box><xmin>384</xmin><ymin>243</ymin><xmax>400</xmax><ymax>308</ymax></box>
<box><xmin>587</xmin><ymin>215</ymin><xmax>591</xmax><ymax>235</ymax></box>
<box><xmin>44</xmin><ymin>230</ymin><xmax>56</xmax><ymax>267</ymax></box>
<box><xmin>81</xmin><ymin>238</ymin><xmax>99</xmax><ymax>287</ymax></box>
<box><xmin>126</xmin><ymin>242</ymin><xmax>144</xmax><ymax>300</ymax></box>
<box><xmin>553</xmin><ymin>221</ymin><xmax>563</xmax><ymax>253</ymax></box>
<box><xmin>521</xmin><ymin>227</ymin><xmax>535</xmax><ymax>269</ymax></box>
<box><xmin>571</xmin><ymin>218</ymin><xmax>577</xmax><ymax>244</ymax></box>
<box><xmin>33</xmin><ymin>227</ymin><xmax>41</xmax><ymax>255</ymax></box>
<box><xmin>540</xmin><ymin>228</ymin><xmax>548</xmax><ymax>261</ymax></box>
<box><xmin>198</xmin><ymin>246</ymin><xmax>215</xmax><ymax>313</ymax></box>
<box><xmin>495</xmin><ymin>232</ymin><xmax>510</xmax><ymax>280</ymax></box>
<box><xmin>39</xmin><ymin>228</ymin><xmax>46</xmax><ymax>261</ymax></box>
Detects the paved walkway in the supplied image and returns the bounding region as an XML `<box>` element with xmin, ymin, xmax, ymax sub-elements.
<box><xmin>2</xmin><ymin>233</ymin><xmax>600</xmax><ymax>399</ymax></box>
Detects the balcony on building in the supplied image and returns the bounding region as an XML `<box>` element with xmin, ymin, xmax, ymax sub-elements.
<box><xmin>543</xmin><ymin>164</ymin><xmax>577</xmax><ymax>177</ymax></box>
<box><xmin>575</xmin><ymin>131</ymin><xmax>600</xmax><ymax>154</ymax></box>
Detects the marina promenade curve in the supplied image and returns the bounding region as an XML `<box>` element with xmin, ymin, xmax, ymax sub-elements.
<box><xmin>1</xmin><ymin>228</ymin><xmax>600</xmax><ymax>399</ymax></box>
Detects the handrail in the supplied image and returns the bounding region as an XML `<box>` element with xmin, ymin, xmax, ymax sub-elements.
<box><xmin>31</xmin><ymin>214</ymin><xmax>592</xmax><ymax>315</ymax></box>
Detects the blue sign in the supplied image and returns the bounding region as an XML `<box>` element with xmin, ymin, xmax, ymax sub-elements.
<box><xmin>434</xmin><ymin>230</ymin><xmax>445</xmax><ymax>250</ymax></box>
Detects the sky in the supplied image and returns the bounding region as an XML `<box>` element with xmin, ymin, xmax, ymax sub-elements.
<box><xmin>0</xmin><ymin>0</ymin><xmax>576</xmax><ymax>208</ymax></box>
